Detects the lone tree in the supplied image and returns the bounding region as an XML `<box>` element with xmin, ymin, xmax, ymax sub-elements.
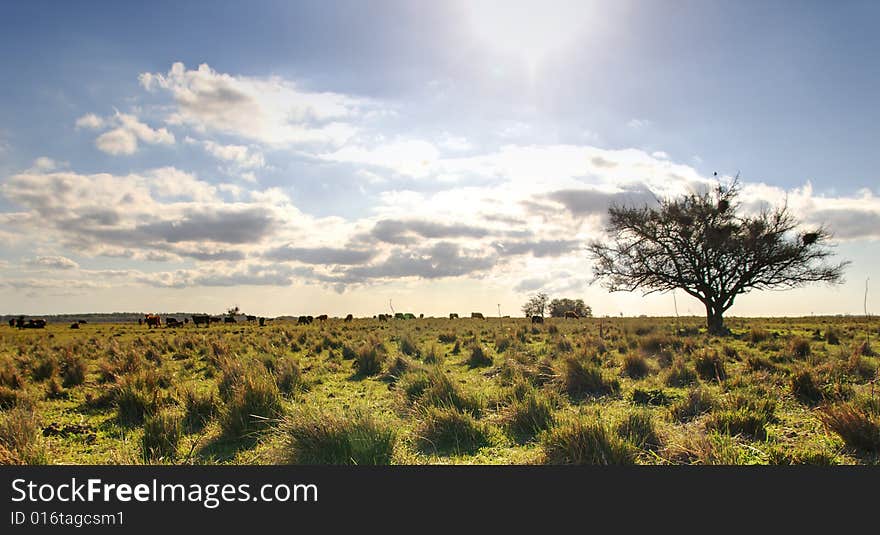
<box><xmin>588</xmin><ymin>179</ymin><xmax>848</xmax><ymax>334</ymax></box>
<box><xmin>522</xmin><ymin>292</ymin><xmax>549</xmax><ymax>318</ymax></box>
<box><xmin>549</xmin><ymin>298</ymin><xmax>592</xmax><ymax>318</ymax></box>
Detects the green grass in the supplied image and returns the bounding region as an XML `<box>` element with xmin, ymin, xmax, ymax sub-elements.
<box><xmin>0</xmin><ymin>315</ymin><xmax>877</xmax><ymax>464</ymax></box>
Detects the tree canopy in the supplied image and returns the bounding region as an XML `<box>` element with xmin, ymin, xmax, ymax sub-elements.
<box><xmin>521</xmin><ymin>292</ymin><xmax>549</xmax><ymax>317</ymax></box>
<box><xmin>588</xmin><ymin>180</ymin><xmax>848</xmax><ymax>334</ymax></box>
<box><xmin>549</xmin><ymin>298</ymin><xmax>592</xmax><ymax>318</ymax></box>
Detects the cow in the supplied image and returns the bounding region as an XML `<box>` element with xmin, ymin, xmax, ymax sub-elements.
<box><xmin>564</xmin><ymin>311</ymin><xmax>580</xmax><ymax>319</ymax></box>
<box><xmin>7</xmin><ymin>319</ymin><xmax>14</xmax><ymax>327</ymax></box>
<box><xmin>209</xmin><ymin>316</ymin><xmax>222</xmax><ymax>324</ymax></box>
<box><xmin>449</xmin><ymin>313</ymin><xmax>459</xmax><ymax>319</ymax></box>
<box><xmin>246</xmin><ymin>315</ymin><xmax>257</xmax><ymax>322</ymax></box>
<box><xmin>192</xmin><ymin>314</ymin><xmax>211</xmax><ymax>327</ymax></box>
<box><xmin>297</xmin><ymin>315</ymin><xmax>313</xmax><ymax>325</ymax></box>
<box><xmin>531</xmin><ymin>315</ymin><xmax>544</xmax><ymax>324</ymax></box>
<box><xmin>70</xmin><ymin>322</ymin><xmax>79</xmax><ymax>329</ymax></box>
<box><xmin>317</xmin><ymin>314</ymin><xmax>328</xmax><ymax>322</ymax></box>
<box><xmin>258</xmin><ymin>317</ymin><xmax>266</xmax><ymax>327</ymax></box>
<box><xmin>471</xmin><ymin>312</ymin><xmax>485</xmax><ymax>319</ymax></box>
<box><xmin>224</xmin><ymin>316</ymin><xmax>236</xmax><ymax>324</ymax></box>
<box><xmin>138</xmin><ymin>318</ymin><xmax>143</xmax><ymax>325</ymax></box>
<box><xmin>21</xmin><ymin>319</ymin><xmax>47</xmax><ymax>329</ymax></box>
<box><xmin>144</xmin><ymin>314</ymin><xmax>161</xmax><ymax>328</ymax></box>
<box><xmin>344</xmin><ymin>314</ymin><xmax>353</xmax><ymax>322</ymax></box>
<box><xmin>419</xmin><ymin>313</ymin><xmax>424</xmax><ymax>319</ymax></box>
<box><xmin>166</xmin><ymin>318</ymin><xmax>181</xmax><ymax>328</ymax></box>
<box><xmin>378</xmin><ymin>314</ymin><xmax>389</xmax><ymax>322</ymax></box>
<box><xmin>77</xmin><ymin>319</ymin><xmax>87</xmax><ymax>324</ymax></box>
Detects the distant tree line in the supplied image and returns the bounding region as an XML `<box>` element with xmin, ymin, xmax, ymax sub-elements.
<box><xmin>521</xmin><ymin>292</ymin><xmax>593</xmax><ymax>318</ymax></box>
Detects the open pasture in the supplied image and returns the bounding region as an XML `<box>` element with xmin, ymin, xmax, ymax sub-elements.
<box><xmin>1</xmin><ymin>315</ymin><xmax>878</xmax><ymax>465</ymax></box>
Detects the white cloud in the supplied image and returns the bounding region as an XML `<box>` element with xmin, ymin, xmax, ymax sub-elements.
<box><xmin>26</xmin><ymin>255</ymin><xmax>79</xmax><ymax>270</ymax></box>
<box><xmin>139</xmin><ymin>62</ymin><xmax>372</xmax><ymax>146</ymax></box>
<box><xmin>202</xmin><ymin>140</ymin><xmax>265</xmax><ymax>169</ymax></box>
<box><xmin>89</xmin><ymin>111</ymin><xmax>175</xmax><ymax>155</ymax></box>
<box><xmin>75</xmin><ymin>113</ymin><xmax>105</xmax><ymax>130</ymax></box>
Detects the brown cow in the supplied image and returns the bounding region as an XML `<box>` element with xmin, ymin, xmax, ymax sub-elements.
<box><xmin>144</xmin><ymin>314</ymin><xmax>161</xmax><ymax>328</ymax></box>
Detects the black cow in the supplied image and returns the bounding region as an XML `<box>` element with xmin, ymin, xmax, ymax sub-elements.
<box><xmin>378</xmin><ymin>314</ymin><xmax>389</xmax><ymax>322</ymax></box>
<box><xmin>531</xmin><ymin>315</ymin><xmax>544</xmax><ymax>324</ymax></box>
<box><xmin>224</xmin><ymin>316</ymin><xmax>236</xmax><ymax>324</ymax></box>
<box><xmin>297</xmin><ymin>315</ymin><xmax>313</xmax><ymax>325</ymax></box>
<box><xmin>258</xmin><ymin>317</ymin><xmax>266</xmax><ymax>327</ymax></box>
<box><xmin>166</xmin><ymin>318</ymin><xmax>181</xmax><ymax>328</ymax></box>
<box><xmin>209</xmin><ymin>316</ymin><xmax>222</xmax><ymax>324</ymax></box>
<box><xmin>449</xmin><ymin>313</ymin><xmax>458</xmax><ymax>319</ymax></box>
<box><xmin>192</xmin><ymin>314</ymin><xmax>210</xmax><ymax>327</ymax></box>
<box><xmin>344</xmin><ymin>314</ymin><xmax>353</xmax><ymax>322</ymax></box>
<box><xmin>317</xmin><ymin>314</ymin><xmax>328</xmax><ymax>322</ymax></box>
<box><xmin>246</xmin><ymin>315</ymin><xmax>257</xmax><ymax>322</ymax></box>
<box><xmin>471</xmin><ymin>312</ymin><xmax>485</xmax><ymax>319</ymax></box>
<box><xmin>21</xmin><ymin>319</ymin><xmax>47</xmax><ymax>329</ymax></box>
<box><xmin>69</xmin><ymin>322</ymin><xmax>79</xmax><ymax>329</ymax></box>
<box><xmin>7</xmin><ymin>319</ymin><xmax>14</xmax><ymax>327</ymax></box>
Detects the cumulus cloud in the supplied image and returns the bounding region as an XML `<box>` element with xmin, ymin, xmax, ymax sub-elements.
<box><xmin>25</xmin><ymin>255</ymin><xmax>79</xmax><ymax>270</ymax></box>
<box><xmin>369</xmin><ymin>219</ymin><xmax>491</xmax><ymax>245</ymax></box>
<box><xmin>88</xmin><ymin>111</ymin><xmax>175</xmax><ymax>155</ymax></box>
<box><xmin>139</xmin><ymin>62</ymin><xmax>370</xmax><ymax>146</ymax></box>
<box><xmin>264</xmin><ymin>245</ymin><xmax>376</xmax><ymax>265</ymax></box>
<box><xmin>201</xmin><ymin>140</ymin><xmax>265</xmax><ymax>169</ymax></box>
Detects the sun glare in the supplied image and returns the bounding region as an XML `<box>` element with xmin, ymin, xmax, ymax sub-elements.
<box><xmin>463</xmin><ymin>0</ymin><xmax>590</xmax><ymax>69</ymax></box>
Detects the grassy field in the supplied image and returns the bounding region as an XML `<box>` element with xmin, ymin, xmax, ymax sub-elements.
<box><xmin>1</xmin><ymin>315</ymin><xmax>878</xmax><ymax>465</ymax></box>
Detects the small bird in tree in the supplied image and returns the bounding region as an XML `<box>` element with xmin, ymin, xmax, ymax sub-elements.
<box><xmin>588</xmin><ymin>177</ymin><xmax>849</xmax><ymax>335</ymax></box>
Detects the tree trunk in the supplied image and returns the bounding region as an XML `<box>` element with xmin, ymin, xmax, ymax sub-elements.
<box><xmin>705</xmin><ymin>303</ymin><xmax>727</xmax><ymax>335</ymax></box>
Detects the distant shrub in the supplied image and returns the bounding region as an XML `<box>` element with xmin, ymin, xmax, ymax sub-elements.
<box><xmin>141</xmin><ymin>409</ymin><xmax>182</xmax><ymax>461</ymax></box>
<box><xmin>278</xmin><ymin>407</ymin><xmax>396</xmax><ymax>465</ymax></box>
<box><xmin>542</xmin><ymin>414</ymin><xmax>635</xmax><ymax>465</ymax></box>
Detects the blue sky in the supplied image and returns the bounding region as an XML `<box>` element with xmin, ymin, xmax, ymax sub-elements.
<box><xmin>0</xmin><ymin>0</ymin><xmax>878</xmax><ymax>317</ymax></box>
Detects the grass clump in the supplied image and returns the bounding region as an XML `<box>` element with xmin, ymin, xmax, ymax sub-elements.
<box><xmin>504</xmin><ymin>389</ymin><xmax>557</xmax><ymax>440</ymax></box>
<box><xmin>789</xmin><ymin>367</ymin><xmax>824</xmax><ymax>406</ymax></box>
<box><xmin>669</xmin><ymin>386</ymin><xmax>716</xmax><ymax>422</ymax></box>
<box><xmin>694</xmin><ymin>349</ymin><xmax>727</xmax><ymax>382</ymax></box>
<box><xmin>616</xmin><ymin>410</ymin><xmax>661</xmax><ymax>450</ymax></box>
<box><xmin>560</xmin><ymin>357</ymin><xmax>619</xmax><ymax>399</ymax></box>
<box><xmin>630</xmin><ymin>387</ymin><xmax>675</xmax><ymax>407</ymax></box>
<box><xmin>180</xmin><ymin>385</ymin><xmax>219</xmax><ymax>431</ymax></box>
<box><xmin>414</xmin><ymin>405</ymin><xmax>491</xmax><ymax>455</ymax></box>
<box><xmin>0</xmin><ymin>405</ymin><xmax>48</xmax><ymax>465</ymax></box>
<box><xmin>278</xmin><ymin>406</ymin><xmax>397</xmax><ymax>464</ymax></box>
<box><xmin>353</xmin><ymin>337</ymin><xmax>387</xmax><ymax>376</ymax></box>
<box><xmin>466</xmin><ymin>345</ymin><xmax>493</xmax><ymax>368</ymax></box>
<box><xmin>397</xmin><ymin>332</ymin><xmax>420</xmax><ymax>357</ymax></box>
<box><xmin>663</xmin><ymin>358</ymin><xmax>698</xmax><ymax>387</ymax></box>
<box><xmin>621</xmin><ymin>352</ymin><xmax>650</xmax><ymax>379</ymax></box>
<box><xmin>141</xmin><ymin>409</ymin><xmax>183</xmax><ymax>461</ymax></box>
<box><xmin>542</xmin><ymin>414</ymin><xmax>635</xmax><ymax>465</ymax></box>
<box><xmin>816</xmin><ymin>402</ymin><xmax>880</xmax><ymax>453</ymax></box>
<box><xmin>398</xmin><ymin>367</ymin><xmax>483</xmax><ymax>415</ymax></box>
<box><xmin>220</xmin><ymin>371</ymin><xmax>283</xmax><ymax>438</ymax></box>
<box><xmin>789</xmin><ymin>337</ymin><xmax>812</xmax><ymax>359</ymax></box>
<box><xmin>114</xmin><ymin>373</ymin><xmax>161</xmax><ymax>425</ymax></box>
<box><xmin>60</xmin><ymin>353</ymin><xmax>87</xmax><ymax>388</ymax></box>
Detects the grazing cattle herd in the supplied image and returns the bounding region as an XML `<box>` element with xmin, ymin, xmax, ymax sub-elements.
<box><xmin>5</xmin><ymin>309</ymin><xmax>589</xmax><ymax>330</ymax></box>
